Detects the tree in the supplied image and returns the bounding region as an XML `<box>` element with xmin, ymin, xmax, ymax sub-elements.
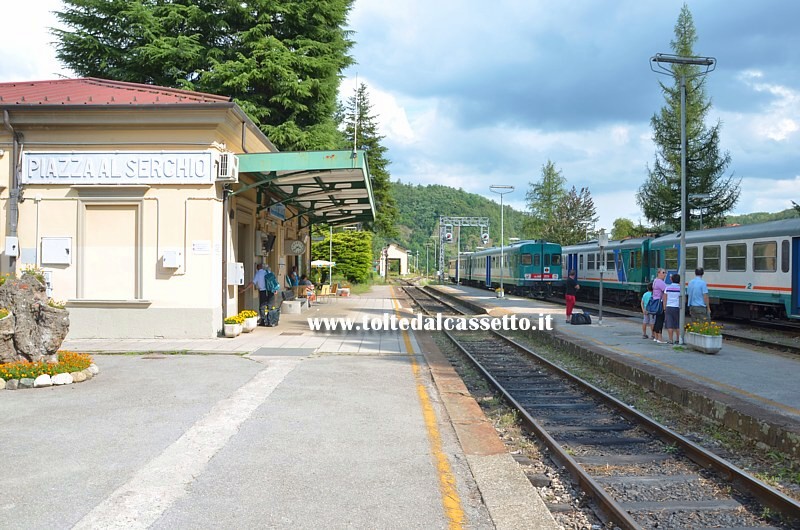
<box><xmin>550</xmin><ymin>187</ymin><xmax>598</xmax><ymax>246</ymax></box>
<box><xmin>793</xmin><ymin>201</ymin><xmax>800</xmax><ymax>215</ymax></box>
<box><xmin>636</xmin><ymin>4</ymin><xmax>740</xmax><ymax>230</ymax></box>
<box><xmin>611</xmin><ymin>218</ymin><xmax>649</xmax><ymax>240</ymax></box>
<box><xmin>338</xmin><ymin>83</ymin><xmax>398</xmax><ymax>240</ymax></box>
<box><xmin>52</xmin><ymin>0</ymin><xmax>355</xmax><ymax>151</ymax></box>
<box><xmin>524</xmin><ymin>160</ymin><xmax>566</xmax><ymax>238</ymax></box>
<box><xmin>311</xmin><ymin>229</ymin><xmax>373</xmax><ymax>283</ymax></box>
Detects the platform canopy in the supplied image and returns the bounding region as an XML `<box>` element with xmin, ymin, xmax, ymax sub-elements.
<box><xmin>234</xmin><ymin>150</ymin><xmax>376</xmax><ymax>227</ymax></box>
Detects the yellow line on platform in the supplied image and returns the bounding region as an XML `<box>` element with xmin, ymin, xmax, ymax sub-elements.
<box><xmin>390</xmin><ymin>286</ymin><xmax>464</xmax><ymax>530</ymax></box>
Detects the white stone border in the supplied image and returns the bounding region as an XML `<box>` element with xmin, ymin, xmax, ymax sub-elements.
<box><xmin>1</xmin><ymin>363</ymin><xmax>99</xmax><ymax>390</ymax></box>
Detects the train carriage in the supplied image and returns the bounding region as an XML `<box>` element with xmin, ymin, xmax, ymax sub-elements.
<box><xmin>649</xmin><ymin>218</ymin><xmax>800</xmax><ymax>320</ymax></box>
<box><xmin>562</xmin><ymin>238</ymin><xmax>653</xmax><ymax>305</ymax></box>
<box><xmin>449</xmin><ymin>240</ymin><xmax>563</xmax><ymax>297</ymax></box>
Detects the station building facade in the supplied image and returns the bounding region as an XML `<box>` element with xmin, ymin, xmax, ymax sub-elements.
<box><xmin>0</xmin><ymin>78</ymin><xmax>374</xmax><ymax>339</ymax></box>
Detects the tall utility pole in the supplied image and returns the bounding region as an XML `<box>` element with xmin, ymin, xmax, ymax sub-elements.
<box><xmin>489</xmin><ymin>185</ymin><xmax>514</xmax><ymax>297</ymax></box>
<box><xmin>437</xmin><ymin>216</ymin><xmax>490</xmax><ymax>284</ymax></box>
<box><xmin>651</xmin><ymin>53</ymin><xmax>715</xmax><ymax>344</ymax></box>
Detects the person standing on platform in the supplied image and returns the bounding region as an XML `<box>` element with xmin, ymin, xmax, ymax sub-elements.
<box><xmin>565</xmin><ymin>269</ymin><xmax>580</xmax><ymax>324</ymax></box>
<box><xmin>664</xmin><ymin>273</ymin><xmax>682</xmax><ymax>344</ymax></box>
<box><xmin>241</xmin><ymin>263</ymin><xmax>268</xmax><ymax>325</ymax></box>
<box><xmin>288</xmin><ymin>266</ymin><xmax>299</xmax><ymax>287</ymax></box>
<box><xmin>641</xmin><ymin>282</ymin><xmax>654</xmax><ymax>339</ymax></box>
<box><xmin>651</xmin><ymin>268</ymin><xmax>668</xmax><ymax>343</ymax></box>
<box><xmin>687</xmin><ymin>267</ymin><xmax>710</xmax><ymax>323</ymax></box>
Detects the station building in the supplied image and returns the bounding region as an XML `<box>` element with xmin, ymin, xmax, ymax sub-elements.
<box><xmin>0</xmin><ymin>78</ymin><xmax>375</xmax><ymax>339</ymax></box>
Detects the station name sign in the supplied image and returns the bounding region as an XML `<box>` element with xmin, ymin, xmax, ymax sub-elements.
<box><xmin>21</xmin><ymin>151</ymin><xmax>214</xmax><ymax>185</ymax></box>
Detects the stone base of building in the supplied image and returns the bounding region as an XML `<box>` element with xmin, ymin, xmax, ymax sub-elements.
<box><xmin>66</xmin><ymin>306</ymin><xmax>220</xmax><ymax>339</ymax></box>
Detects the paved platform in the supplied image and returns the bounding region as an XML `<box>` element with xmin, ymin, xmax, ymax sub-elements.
<box><xmin>431</xmin><ymin>283</ymin><xmax>800</xmax><ymax>456</ymax></box>
<box><xmin>3</xmin><ymin>285</ymin><xmax>558</xmax><ymax>529</ymax></box>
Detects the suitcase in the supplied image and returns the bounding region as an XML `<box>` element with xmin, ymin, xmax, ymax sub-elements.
<box><xmin>266</xmin><ymin>306</ymin><xmax>281</xmax><ymax>327</ymax></box>
<box><xmin>570</xmin><ymin>311</ymin><xmax>592</xmax><ymax>325</ymax></box>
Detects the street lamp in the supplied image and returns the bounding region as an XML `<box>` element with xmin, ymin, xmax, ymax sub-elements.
<box><xmin>489</xmin><ymin>185</ymin><xmax>514</xmax><ymax>297</ymax></box>
<box><xmin>688</xmin><ymin>193</ymin><xmax>711</xmax><ymax>230</ymax></box>
<box><xmin>598</xmin><ymin>228</ymin><xmax>608</xmax><ymax>325</ymax></box>
<box><xmin>651</xmin><ymin>52</ymin><xmax>715</xmax><ymax>344</ymax></box>
<box><xmin>425</xmin><ymin>242</ymin><xmax>432</xmax><ymax>279</ymax></box>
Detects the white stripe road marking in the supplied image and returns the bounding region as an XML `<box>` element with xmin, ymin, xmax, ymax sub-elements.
<box><xmin>73</xmin><ymin>359</ymin><xmax>300</xmax><ymax>530</ymax></box>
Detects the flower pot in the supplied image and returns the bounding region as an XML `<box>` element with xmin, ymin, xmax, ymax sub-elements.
<box><xmin>685</xmin><ymin>331</ymin><xmax>722</xmax><ymax>354</ymax></box>
<box><xmin>496</xmin><ymin>290</ymin><xmax>504</xmax><ymax>298</ymax></box>
<box><xmin>242</xmin><ymin>317</ymin><xmax>258</xmax><ymax>333</ymax></box>
<box><xmin>224</xmin><ymin>323</ymin><xmax>242</xmax><ymax>338</ymax></box>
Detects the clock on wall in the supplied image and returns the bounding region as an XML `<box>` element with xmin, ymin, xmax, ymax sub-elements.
<box><xmin>289</xmin><ymin>240</ymin><xmax>306</xmax><ymax>255</ymax></box>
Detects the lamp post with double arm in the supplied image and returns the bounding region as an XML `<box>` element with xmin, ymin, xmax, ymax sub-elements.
<box><xmin>489</xmin><ymin>185</ymin><xmax>514</xmax><ymax>297</ymax></box>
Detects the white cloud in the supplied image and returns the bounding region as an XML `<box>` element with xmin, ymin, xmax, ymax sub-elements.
<box><xmin>732</xmin><ymin>176</ymin><xmax>800</xmax><ymax>214</ymax></box>
<box><xmin>734</xmin><ymin>70</ymin><xmax>800</xmax><ymax>142</ymax></box>
<box><xmin>0</xmin><ymin>1</ymin><xmax>71</xmax><ymax>81</ymax></box>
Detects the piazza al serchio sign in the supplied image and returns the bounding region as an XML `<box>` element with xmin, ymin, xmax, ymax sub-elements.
<box><xmin>21</xmin><ymin>151</ymin><xmax>215</xmax><ymax>185</ymax></box>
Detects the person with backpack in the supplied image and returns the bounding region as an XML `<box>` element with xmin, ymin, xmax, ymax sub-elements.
<box><xmin>263</xmin><ymin>265</ymin><xmax>281</xmax><ymax>326</ymax></box>
<box><xmin>641</xmin><ymin>282</ymin><xmax>654</xmax><ymax>339</ymax></box>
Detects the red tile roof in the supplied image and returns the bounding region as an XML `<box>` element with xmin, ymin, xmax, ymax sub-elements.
<box><xmin>0</xmin><ymin>77</ymin><xmax>231</xmax><ymax>105</ymax></box>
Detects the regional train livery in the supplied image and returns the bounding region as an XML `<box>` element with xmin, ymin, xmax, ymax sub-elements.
<box><xmin>562</xmin><ymin>218</ymin><xmax>800</xmax><ymax>320</ymax></box>
<box><xmin>448</xmin><ymin>240</ymin><xmax>563</xmax><ymax>297</ymax></box>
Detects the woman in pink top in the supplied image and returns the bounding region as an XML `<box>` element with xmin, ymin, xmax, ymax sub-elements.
<box><xmin>651</xmin><ymin>268</ymin><xmax>668</xmax><ymax>343</ymax></box>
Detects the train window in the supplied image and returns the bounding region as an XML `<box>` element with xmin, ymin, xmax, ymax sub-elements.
<box><xmin>606</xmin><ymin>252</ymin><xmax>614</xmax><ymax>271</ymax></box>
<box><xmin>649</xmin><ymin>250</ymin><xmax>660</xmax><ymax>269</ymax></box>
<box><xmin>753</xmin><ymin>241</ymin><xmax>777</xmax><ymax>272</ymax></box>
<box><xmin>521</xmin><ymin>253</ymin><xmax>532</xmax><ymax>265</ymax></box>
<box><xmin>703</xmin><ymin>245</ymin><xmax>720</xmax><ymax>271</ymax></box>
<box><xmin>630</xmin><ymin>250</ymin><xmax>641</xmax><ymax>269</ymax></box>
<box><xmin>579</xmin><ymin>254</ymin><xmax>584</xmax><ymax>270</ymax></box>
<box><xmin>665</xmin><ymin>248</ymin><xmax>678</xmax><ymax>271</ymax></box>
<box><xmin>551</xmin><ymin>254</ymin><xmax>561</xmax><ymax>265</ymax></box>
<box><xmin>587</xmin><ymin>253</ymin><xmax>595</xmax><ymax>270</ymax></box>
<box><xmin>782</xmin><ymin>240</ymin><xmax>790</xmax><ymax>273</ymax></box>
<box><xmin>544</xmin><ymin>254</ymin><xmax>551</xmax><ymax>266</ymax></box>
<box><xmin>533</xmin><ymin>254</ymin><xmax>541</xmax><ymax>266</ymax></box>
<box><xmin>726</xmin><ymin>243</ymin><xmax>747</xmax><ymax>272</ymax></box>
<box><xmin>686</xmin><ymin>246</ymin><xmax>698</xmax><ymax>271</ymax></box>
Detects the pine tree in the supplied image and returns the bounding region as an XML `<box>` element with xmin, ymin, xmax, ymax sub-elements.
<box><xmin>636</xmin><ymin>4</ymin><xmax>740</xmax><ymax>230</ymax></box>
<box><xmin>524</xmin><ymin>160</ymin><xmax>566</xmax><ymax>238</ymax></box>
<box><xmin>52</xmin><ymin>0</ymin><xmax>355</xmax><ymax>151</ymax></box>
<box><xmin>338</xmin><ymin>83</ymin><xmax>398</xmax><ymax>239</ymax></box>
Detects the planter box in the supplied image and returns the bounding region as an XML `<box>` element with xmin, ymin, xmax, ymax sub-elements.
<box><xmin>224</xmin><ymin>323</ymin><xmax>242</xmax><ymax>338</ymax></box>
<box><xmin>685</xmin><ymin>331</ymin><xmax>722</xmax><ymax>354</ymax></box>
<box><xmin>242</xmin><ymin>317</ymin><xmax>258</xmax><ymax>333</ymax></box>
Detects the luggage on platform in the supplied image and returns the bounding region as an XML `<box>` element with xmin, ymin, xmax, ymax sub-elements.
<box><xmin>266</xmin><ymin>306</ymin><xmax>281</xmax><ymax>327</ymax></box>
<box><xmin>570</xmin><ymin>311</ymin><xmax>592</xmax><ymax>325</ymax></box>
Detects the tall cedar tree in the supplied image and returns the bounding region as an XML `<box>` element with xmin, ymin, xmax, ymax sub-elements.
<box><xmin>524</xmin><ymin>160</ymin><xmax>566</xmax><ymax>238</ymax></box>
<box><xmin>338</xmin><ymin>83</ymin><xmax>398</xmax><ymax>242</ymax></box>
<box><xmin>52</xmin><ymin>0</ymin><xmax>355</xmax><ymax>151</ymax></box>
<box><xmin>636</xmin><ymin>4</ymin><xmax>740</xmax><ymax>230</ymax></box>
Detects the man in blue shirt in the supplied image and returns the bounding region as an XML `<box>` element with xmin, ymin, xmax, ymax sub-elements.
<box><xmin>687</xmin><ymin>267</ymin><xmax>710</xmax><ymax>323</ymax></box>
<box><xmin>242</xmin><ymin>263</ymin><xmax>269</xmax><ymax>324</ymax></box>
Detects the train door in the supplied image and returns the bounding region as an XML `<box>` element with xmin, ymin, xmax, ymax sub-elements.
<box><xmin>613</xmin><ymin>249</ymin><xmax>627</xmax><ymax>283</ymax></box>
<box><xmin>792</xmin><ymin>237</ymin><xmax>800</xmax><ymax>317</ymax></box>
<box><xmin>485</xmin><ymin>255</ymin><xmax>491</xmax><ymax>288</ymax></box>
<box><xmin>567</xmin><ymin>253</ymin><xmax>578</xmax><ymax>275</ymax></box>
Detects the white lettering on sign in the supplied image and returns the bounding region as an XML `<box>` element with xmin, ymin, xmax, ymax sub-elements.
<box><xmin>21</xmin><ymin>151</ymin><xmax>214</xmax><ymax>184</ymax></box>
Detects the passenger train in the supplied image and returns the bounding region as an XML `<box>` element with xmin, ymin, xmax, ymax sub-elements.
<box><xmin>447</xmin><ymin>240</ymin><xmax>563</xmax><ymax>297</ymax></box>
<box><xmin>562</xmin><ymin>218</ymin><xmax>800</xmax><ymax>320</ymax></box>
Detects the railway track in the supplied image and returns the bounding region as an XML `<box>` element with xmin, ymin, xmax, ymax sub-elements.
<box><xmin>403</xmin><ymin>285</ymin><xmax>800</xmax><ymax>529</ymax></box>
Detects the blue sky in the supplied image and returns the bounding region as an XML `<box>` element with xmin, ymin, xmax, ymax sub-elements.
<box><xmin>3</xmin><ymin>1</ymin><xmax>799</xmax><ymax>230</ymax></box>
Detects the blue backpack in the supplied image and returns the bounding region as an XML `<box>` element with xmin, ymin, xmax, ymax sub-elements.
<box><xmin>265</xmin><ymin>272</ymin><xmax>280</xmax><ymax>292</ymax></box>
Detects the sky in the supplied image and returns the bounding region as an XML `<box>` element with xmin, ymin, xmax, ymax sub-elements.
<box><xmin>2</xmin><ymin>1</ymin><xmax>800</xmax><ymax>232</ymax></box>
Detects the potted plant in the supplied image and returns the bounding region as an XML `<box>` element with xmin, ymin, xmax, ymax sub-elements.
<box><xmin>684</xmin><ymin>320</ymin><xmax>723</xmax><ymax>354</ymax></box>
<box><xmin>495</xmin><ymin>287</ymin><xmax>504</xmax><ymax>298</ymax></box>
<box><xmin>239</xmin><ymin>310</ymin><xmax>259</xmax><ymax>332</ymax></box>
<box><xmin>223</xmin><ymin>315</ymin><xmax>244</xmax><ymax>337</ymax></box>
